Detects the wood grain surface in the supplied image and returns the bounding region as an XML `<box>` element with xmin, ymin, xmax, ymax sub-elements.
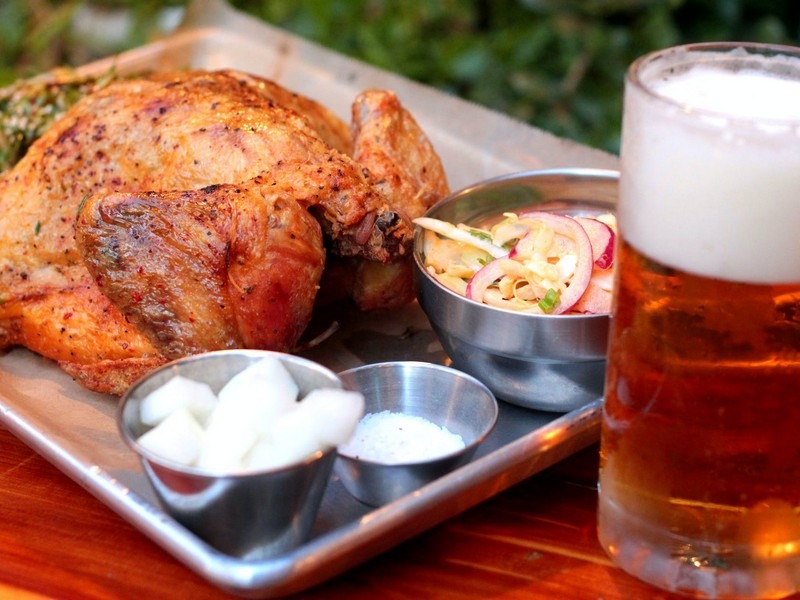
<box><xmin>0</xmin><ymin>425</ymin><xmax>797</xmax><ymax>599</ymax></box>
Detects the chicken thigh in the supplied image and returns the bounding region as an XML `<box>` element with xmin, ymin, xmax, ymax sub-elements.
<box><xmin>76</xmin><ymin>177</ymin><xmax>324</xmax><ymax>360</ymax></box>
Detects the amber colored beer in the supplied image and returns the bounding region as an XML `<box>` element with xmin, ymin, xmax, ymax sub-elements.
<box><xmin>598</xmin><ymin>42</ymin><xmax>800</xmax><ymax>598</ymax></box>
<box><xmin>598</xmin><ymin>238</ymin><xmax>800</xmax><ymax>596</ymax></box>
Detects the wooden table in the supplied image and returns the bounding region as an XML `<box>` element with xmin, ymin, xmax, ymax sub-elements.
<box><xmin>0</xmin><ymin>425</ymin><xmax>796</xmax><ymax>600</ymax></box>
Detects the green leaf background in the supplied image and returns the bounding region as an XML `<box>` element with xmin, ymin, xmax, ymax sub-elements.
<box><xmin>1</xmin><ymin>0</ymin><xmax>797</xmax><ymax>153</ymax></box>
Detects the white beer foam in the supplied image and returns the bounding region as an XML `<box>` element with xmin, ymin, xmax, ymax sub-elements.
<box><xmin>620</xmin><ymin>54</ymin><xmax>800</xmax><ymax>284</ymax></box>
<box><xmin>654</xmin><ymin>66</ymin><xmax>800</xmax><ymax>121</ymax></box>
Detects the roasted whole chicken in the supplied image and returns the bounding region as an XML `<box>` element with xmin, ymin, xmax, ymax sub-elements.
<box><xmin>0</xmin><ymin>69</ymin><xmax>449</xmax><ymax>394</ymax></box>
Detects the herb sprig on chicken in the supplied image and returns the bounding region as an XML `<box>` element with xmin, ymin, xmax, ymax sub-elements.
<box><xmin>0</xmin><ymin>68</ymin><xmax>120</xmax><ymax>173</ymax></box>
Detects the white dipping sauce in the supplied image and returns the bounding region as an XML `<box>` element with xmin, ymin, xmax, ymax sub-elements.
<box><xmin>339</xmin><ymin>410</ymin><xmax>465</xmax><ymax>464</ymax></box>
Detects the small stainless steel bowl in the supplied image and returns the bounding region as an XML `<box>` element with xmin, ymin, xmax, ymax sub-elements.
<box><xmin>335</xmin><ymin>361</ymin><xmax>498</xmax><ymax>507</ymax></box>
<box><xmin>117</xmin><ymin>349</ymin><xmax>342</xmax><ymax>559</ymax></box>
<box><xmin>413</xmin><ymin>168</ymin><xmax>618</xmax><ymax>412</ymax></box>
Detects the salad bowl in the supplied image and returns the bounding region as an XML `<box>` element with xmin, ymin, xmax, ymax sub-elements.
<box><xmin>412</xmin><ymin>168</ymin><xmax>618</xmax><ymax>412</ymax></box>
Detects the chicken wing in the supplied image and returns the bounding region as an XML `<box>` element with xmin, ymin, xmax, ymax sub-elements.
<box><xmin>351</xmin><ymin>89</ymin><xmax>450</xmax><ymax>223</ymax></box>
<box><xmin>323</xmin><ymin>89</ymin><xmax>451</xmax><ymax>310</ymax></box>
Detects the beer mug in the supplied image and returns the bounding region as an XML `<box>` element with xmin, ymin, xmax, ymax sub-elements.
<box><xmin>598</xmin><ymin>43</ymin><xmax>800</xmax><ymax>598</ymax></box>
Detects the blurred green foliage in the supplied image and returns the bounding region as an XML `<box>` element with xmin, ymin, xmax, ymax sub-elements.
<box><xmin>1</xmin><ymin>0</ymin><xmax>797</xmax><ymax>153</ymax></box>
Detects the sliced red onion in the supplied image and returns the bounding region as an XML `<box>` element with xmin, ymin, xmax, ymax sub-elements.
<box><xmin>570</xmin><ymin>278</ymin><xmax>613</xmax><ymax>314</ymax></box>
<box><xmin>571</xmin><ymin>261</ymin><xmax>614</xmax><ymax>314</ymax></box>
<box><xmin>514</xmin><ymin>211</ymin><xmax>593</xmax><ymax>314</ymax></box>
<box><xmin>466</xmin><ymin>258</ymin><xmax>523</xmax><ymax>303</ymax></box>
<box><xmin>576</xmin><ymin>216</ymin><xmax>615</xmax><ymax>269</ymax></box>
<box><xmin>508</xmin><ymin>231</ymin><xmax>534</xmax><ymax>260</ymax></box>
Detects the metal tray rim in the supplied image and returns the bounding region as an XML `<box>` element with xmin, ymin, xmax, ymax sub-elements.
<box><xmin>0</xmin><ymin>370</ymin><xmax>600</xmax><ymax>597</ymax></box>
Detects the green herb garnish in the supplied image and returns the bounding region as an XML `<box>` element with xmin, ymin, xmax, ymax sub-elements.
<box><xmin>0</xmin><ymin>67</ymin><xmax>121</xmax><ymax>173</ymax></box>
<box><xmin>468</xmin><ymin>228</ymin><xmax>492</xmax><ymax>242</ymax></box>
<box><xmin>538</xmin><ymin>288</ymin><xmax>560</xmax><ymax>313</ymax></box>
<box><xmin>501</xmin><ymin>238</ymin><xmax>520</xmax><ymax>252</ymax></box>
<box><xmin>76</xmin><ymin>193</ymin><xmax>90</xmax><ymax>216</ymax></box>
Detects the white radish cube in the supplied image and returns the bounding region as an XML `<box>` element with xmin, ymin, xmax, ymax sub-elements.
<box><xmin>295</xmin><ymin>388</ymin><xmax>365</xmax><ymax>447</ymax></box>
<box><xmin>137</xmin><ymin>407</ymin><xmax>205</xmax><ymax>467</ymax></box>
<box><xmin>266</xmin><ymin>408</ymin><xmax>326</xmax><ymax>467</ymax></box>
<box><xmin>139</xmin><ymin>375</ymin><xmax>218</xmax><ymax>427</ymax></box>
<box><xmin>243</xmin><ymin>438</ymin><xmax>288</xmax><ymax>471</ymax></box>
<box><xmin>195</xmin><ymin>405</ymin><xmax>259</xmax><ymax>471</ymax></box>
<box><xmin>217</xmin><ymin>358</ymin><xmax>300</xmax><ymax>436</ymax></box>
<box><xmin>210</xmin><ymin>386</ymin><xmax>295</xmax><ymax>442</ymax></box>
<box><xmin>218</xmin><ymin>357</ymin><xmax>299</xmax><ymax>407</ymax></box>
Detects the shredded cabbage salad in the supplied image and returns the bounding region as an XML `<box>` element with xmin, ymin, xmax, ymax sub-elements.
<box><xmin>415</xmin><ymin>211</ymin><xmax>617</xmax><ymax>315</ymax></box>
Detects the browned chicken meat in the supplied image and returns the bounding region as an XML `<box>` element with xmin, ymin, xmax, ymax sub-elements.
<box><xmin>0</xmin><ymin>69</ymin><xmax>449</xmax><ymax>394</ymax></box>
<box><xmin>318</xmin><ymin>89</ymin><xmax>451</xmax><ymax>310</ymax></box>
<box><xmin>76</xmin><ymin>177</ymin><xmax>325</xmax><ymax>361</ymax></box>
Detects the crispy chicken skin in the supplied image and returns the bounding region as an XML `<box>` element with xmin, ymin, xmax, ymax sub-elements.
<box><xmin>0</xmin><ymin>69</ymin><xmax>448</xmax><ymax>393</ymax></box>
<box><xmin>76</xmin><ymin>178</ymin><xmax>324</xmax><ymax>360</ymax></box>
<box><xmin>330</xmin><ymin>89</ymin><xmax>451</xmax><ymax>310</ymax></box>
<box><xmin>352</xmin><ymin>89</ymin><xmax>449</xmax><ymax>223</ymax></box>
<box><xmin>228</xmin><ymin>71</ymin><xmax>353</xmax><ymax>156</ymax></box>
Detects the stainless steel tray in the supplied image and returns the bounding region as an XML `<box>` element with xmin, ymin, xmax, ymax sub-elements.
<box><xmin>0</xmin><ymin>305</ymin><xmax>602</xmax><ymax>598</ymax></box>
<box><xmin>0</xmin><ymin>1</ymin><xmax>616</xmax><ymax>596</ymax></box>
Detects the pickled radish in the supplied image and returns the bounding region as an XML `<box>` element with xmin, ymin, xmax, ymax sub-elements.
<box><xmin>137</xmin><ymin>407</ymin><xmax>205</xmax><ymax>466</ymax></box>
<box><xmin>294</xmin><ymin>388</ymin><xmax>368</xmax><ymax>447</ymax></box>
<box><xmin>139</xmin><ymin>375</ymin><xmax>217</xmax><ymax>427</ymax></box>
<box><xmin>136</xmin><ymin>357</ymin><xmax>364</xmax><ymax>472</ymax></box>
<box><xmin>416</xmin><ymin>211</ymin><xmax>616</xmax><ymax>314</ymax></box>
<box><xmin>218</xmin><ymin>355</ymin><xmax>299</xmax><ymax>408</ymax></box>
<box><xmin>576</xmin><ymin>216</ymin><xmax>615</xmax><ymax>269</ymax></box>
<box><xmin>196</xmin><ymin>408</ymin><xmax>260</xmax><ymax>471</ymax></box>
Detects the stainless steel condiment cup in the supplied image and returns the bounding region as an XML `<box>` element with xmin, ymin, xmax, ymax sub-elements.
<box><xmin>413</xmin><ymin>167</ymin><xmax>618</xmax><ymax>412</ymax></box>
<box><xmin>335</xmin><ymin>361</ymin><xmax>498</xmax><ymax>507</ymax></box>
<box><xmin>117</xmin><ymin>349</ymin><xmax>342</xmax><ymax>559</ymax></box>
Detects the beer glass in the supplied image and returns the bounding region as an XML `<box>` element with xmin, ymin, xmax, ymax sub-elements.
<box><xmin>598</xmin><ymin>42</ymin><xmax>800</xmax><ymax>598</ymax></box>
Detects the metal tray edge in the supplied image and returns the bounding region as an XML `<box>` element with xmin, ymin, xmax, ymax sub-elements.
<box><xmin>0</xmin><ymin>389</ymin><xmax>600</xmax><ymax>597</ymax></box>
